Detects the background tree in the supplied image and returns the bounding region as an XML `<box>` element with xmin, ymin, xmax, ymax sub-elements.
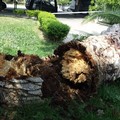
<box><xmin>85</xmin><ymin>0</ymin><xmax>120</xmax><ymax>24</ymax></box>
<box><xmin>57</xmin><ymin>0</ymin><xmax>70</xmax><ymax>5</ymax></box>
<box><xmin>89</xmin><ymin>0</ymin><xmax>120</xmax><ymax>11</ymax></box>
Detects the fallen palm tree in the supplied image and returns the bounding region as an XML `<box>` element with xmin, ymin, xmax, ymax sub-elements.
<box><xmin>0</xmin><ymin>24</ymin><xmax>120</xmax><ymax>106</ymax></box>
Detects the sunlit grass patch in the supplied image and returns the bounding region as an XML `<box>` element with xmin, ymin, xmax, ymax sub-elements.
<box><xmin>0</xmin><ymin>16</ymin><xmax>61</xmax><ymax>57</ymax></box>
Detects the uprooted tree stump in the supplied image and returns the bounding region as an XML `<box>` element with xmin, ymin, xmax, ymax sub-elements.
<box><xmin>0</xmin><ymin>54</ymin><xmax>44</xmax><ymax>106</ymax></box>
<box><xmin>0</xmin><ymin>24</ymin><xmax>120</xmax><ymax>106</ymax></box>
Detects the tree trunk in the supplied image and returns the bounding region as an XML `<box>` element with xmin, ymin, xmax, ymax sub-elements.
<box><xmin>0</xmin><ymin>24</ymin><xmax>120</xmax><ymax>106</ymax></box>
<box><xmin>75</xmin><ymin>0</ymin><xmax>91</xmax><ymax>11</ymax></box>
<box><xmin>0</xmin><ymin>77</ymin><xmax>43</xmax><ymax>106</ymax></box>
<box><xmin>0</xmin><ymin>54</ymin><xmax>44</xmax><ymax>106</ymax></box>
<box><xmin>0</xmin><ymin>1</ymin><xmax>6</xmax><ymax>11</ymax></box>
<box><xmin>54</xmin><ymin>24</ymin><xmax>120</xmax><ymax>84</ymax></box>
<box><xmin>54</xmin><ymin>0</ymin><xmax>58</xmax><ymax>12</ymax></box>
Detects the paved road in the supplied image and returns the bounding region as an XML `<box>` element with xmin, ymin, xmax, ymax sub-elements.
<box><xmin>58</xmin><ymin>18</ymin><xmax>109</xmax><ymax>42</ymax></box>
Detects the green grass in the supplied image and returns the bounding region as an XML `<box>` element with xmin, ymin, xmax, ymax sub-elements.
<box><xmin>0</xmin><ymin>16</ymin><xmax>61</xmax><ymax>57</ymax></box>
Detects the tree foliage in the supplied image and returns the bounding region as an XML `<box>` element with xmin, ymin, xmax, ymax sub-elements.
<box><xmin>89</xmin><ymin>0</ymin><xmax>120</xmax><ymax>11</ymax></box>
<box><xmin>57</xmin><ymin>0</ymin><xmax>70</xmax><ymax>5</ymax></box>
<box><xmin>85</xmin><ymin>0</ymin><xmax>120</xmax><ymax>24</ymax></box>
<box><xmin>84</xmin><ymin>9</ymin><xmax>120</xmax><ymax>24</ymax></box>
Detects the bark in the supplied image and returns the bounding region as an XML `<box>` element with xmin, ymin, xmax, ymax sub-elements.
<box><xmin>75</xmin><ymin>0</ymin><xmax>91</xmax><ymax>11</ymax></box>
<box><xmin>0</xmin><ymin>77</ymin><xmax>43</xmax><ymax>106</ymax></box>
<box><xmin>0</xmin><ymin>24</ymin><xmax>120</xmax><ymax>106</ymax></box>
<box><xmin>0</xmin><ymin>53</ymin><xmax>44</xmax><ymax>106</ymax></box>
<box><xmin>55</xmin><ymin>24</ymin><xmax>120</xmax><ymax>84</ymax></box>
<box><xmin>51</xmin><ymin>24</ymin><xmax>120</xmax><ymax>104</ymax></box>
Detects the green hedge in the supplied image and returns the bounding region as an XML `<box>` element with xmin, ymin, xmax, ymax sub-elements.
<box><xmin>38</xmin><ymin>11</ymin><xmax>70</xmax><ymax>41</ymax></box>
<box><xmin>13</xmin><ymin>9</ymin><xmax>25</xmax><ymax>15</ymax></box>
<box><xmin>47</xmin><ymin>21</ymin><xmax>70</xmax><ymax>41</ymax></box>
<box><xmin>40</xmin><ymin>18</ymin><xmax>57</xmax><ymax>32</ymax></box>
<box><xmin>38</xmin><ymin>11</ymin><xmax>57</xmax><ymax>25</ymax></box>
<box><xmin>26</xmin><ymin>10</ymin><xmax>40</xmax><ymax>18</ymax></box>
<box><xmin>25</xmin><ymin>10</ymin><xmax>70</xmax><ymax>41</ymax></box>
<box><xmin>38</xmin><ymin>11</ymin><xmax>56</xmax><ymax>20</ymax></box>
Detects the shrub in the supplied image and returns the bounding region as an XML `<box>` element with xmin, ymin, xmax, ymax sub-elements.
<box><xmin>38</xmin><ymin>11</ymin><xmax>56</xmax><ymax>25</ymax></box>
<box><xmin>40</xmin><ymin>18</ymin><xmax>57</xmax><ymax>32</ymax></box>
<box><xmin>38</xmin><ymin>11</ymin><xmax>56</xmax><ymax>19</ymax></box>
<box><xmin>47</xmin><ymin>21</ymin><xmax>70</xmax><ymax>41</ymax></box>
<box><xmin>38</xmin><ymin>11</ymin><xmax>70</xmax><ymax>41</ymax></box>
<box><xmin>26</xmin><ymin>10</ymin><xmax>40</xmax><ymax>18</ymax></box>
<box><xmin>13</xmin><ymin>9</ymin><xmax>25</xmax><ymax>15</ymax></box>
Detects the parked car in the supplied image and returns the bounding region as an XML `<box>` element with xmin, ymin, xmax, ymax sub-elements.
<box><xmin>25</xmin><ymin>0</ymin><xmax>57</xmax><ymax>12</ymax></box>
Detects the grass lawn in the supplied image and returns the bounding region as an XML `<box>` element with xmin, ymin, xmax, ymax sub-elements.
<box><xmin>0</xmin><ymin>15</ymin><xmax>120</xmax><ymax>120</ymax></box>
<box><xmin>0</xmin><ymin>16</ymin><xmax>61</xmax><ymax>57</ymax></box>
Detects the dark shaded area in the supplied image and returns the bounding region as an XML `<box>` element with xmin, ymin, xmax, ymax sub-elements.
<box><xmin>76</xmin><ymin>0</ymin><xmax>91</xmax><ymax>11</ymax></box>
<box><xmin>25</xmin><ymin>0</ymin><xmax>57</xmax><ymax>12</ymax></box>
<box><xmin>0</xmin><ymin>0</ymin><xmax>7</xmax><ymax>11</ymax></box>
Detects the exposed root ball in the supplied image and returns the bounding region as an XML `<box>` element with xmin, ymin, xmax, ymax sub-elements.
<box><xmin>0</xmin><ymin>53</ymin><xmax>44</xmax><ymax>78</ymax></box>
<box><xmin>61</xmin><ymin>48</ymin><xmax>92</xmax><ymax>83</ymax></box>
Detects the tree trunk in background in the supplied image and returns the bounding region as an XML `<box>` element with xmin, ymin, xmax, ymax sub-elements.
<box><xmin>75</xmin><ymin>0</ymin><xmax>91</xmax><ymax>11</ymax></box>
<box><xmin>0</xmin><ymin>0</ymin><xmax>6</xmax><ymax>11</ymax></box>
<box><xmin>0</xmin><ymin>24</ymin><xmax>120</xmax><ymax>106</ymax></box>
<box><xmin>54</xmin><ymin>0</ymin><xmax>57</xmax><ymax>12</ymax></box>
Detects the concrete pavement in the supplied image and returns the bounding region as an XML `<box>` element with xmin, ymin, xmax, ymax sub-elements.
<box><xmin>58</xmin><ymin>18</ymin><xmax>109</xmax><ymax>42</ymax></box>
